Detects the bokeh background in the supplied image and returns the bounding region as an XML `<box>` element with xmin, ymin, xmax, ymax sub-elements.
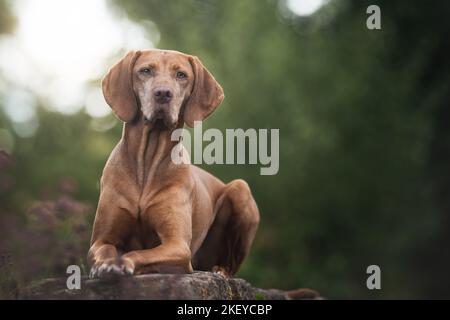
<box><xmin>1</xmin><ymin>0</ymin><xmax>450</xmax><ymax>299</ymax></box>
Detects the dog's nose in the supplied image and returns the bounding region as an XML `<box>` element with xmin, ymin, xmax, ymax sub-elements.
<box><xmin>154</xmin><ymin>87</ymin><xmax>173</xmax><ymax>104</ymax></box>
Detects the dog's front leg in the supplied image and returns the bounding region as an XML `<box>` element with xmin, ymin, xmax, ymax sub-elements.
<box><xmin>122</xmin><ymin>241</ymin><xmax>193</xmax><ymax>274</ymax></box>
<box><xmin>88</xmin><ymin>200</ymin><xmax>136</xmax><ymax>279</ymax></box>
<box><xmin>122</xmin><ymin>205</ymin><xmax>194</xmax><ymax>274</ymax></box>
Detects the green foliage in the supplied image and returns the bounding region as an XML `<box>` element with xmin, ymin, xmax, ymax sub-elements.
<box><xmin>111</xmin><ymin>0</ymin><xmax>450</xmax><ymax>298</ymax></box>
<box><xmin>1</xmin><ymin>0</ymin><xmax>450</xmax><ymax>298</ymax></box>
<box><xmin>0</xmin><ymin>0</ymin><xmax>15</xmax><ymax>34</ymax></box>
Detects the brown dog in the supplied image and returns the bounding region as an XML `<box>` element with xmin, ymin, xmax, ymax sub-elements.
<box><xmin>88</xmin><ymin>49</ymin><xmax>260</xmax><ymax>278</ymax></box>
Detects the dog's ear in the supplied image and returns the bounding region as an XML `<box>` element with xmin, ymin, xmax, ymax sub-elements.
<box><xmin>184</xmin><ymin>56</ymin><xmax>224</xmax><ymax>127</ymax></box>
<box><xmin>102</xmin><ymin>51</ymin><xmax>141</xmax><ymax>122</ymax></box>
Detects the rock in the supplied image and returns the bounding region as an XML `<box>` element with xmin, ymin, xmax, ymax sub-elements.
<box><xmin>19</xmin><ymin>271</ymin><xmax>320</xmax><ymax>300</ymax></box>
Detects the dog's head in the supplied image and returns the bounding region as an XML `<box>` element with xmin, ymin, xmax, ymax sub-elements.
<box><xmin>102</xmin><ymin>49</ymin><xmax>224</xmax><ymax>128</ymax></box>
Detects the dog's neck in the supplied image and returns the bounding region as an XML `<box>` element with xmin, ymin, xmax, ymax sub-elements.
<box><xmin>121</xmin><ymin>115</ymin><xmax>183</xmax><ymax>188</ymax></box>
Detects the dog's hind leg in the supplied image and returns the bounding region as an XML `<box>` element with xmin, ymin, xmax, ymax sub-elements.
<box><xmin>193</xmin><ymin>179</ymin><xmax>260</xmax><ymax>276</ymax></box>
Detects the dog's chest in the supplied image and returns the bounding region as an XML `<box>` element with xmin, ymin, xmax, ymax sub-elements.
<box><xmin>126</xmin><ymin>221</ymin><xmax>161</xmax><ymax>251</ymax></box>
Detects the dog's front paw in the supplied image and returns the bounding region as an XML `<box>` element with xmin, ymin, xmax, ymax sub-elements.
<box><xmin>89</xmin><ymin>257</ymin><xmax>135</xmax><ymax>279</ymax></box>
<box><xmin>120</xmin><ymin>255</ymin><xmax>135</xmax><ymax>276</ymax></box>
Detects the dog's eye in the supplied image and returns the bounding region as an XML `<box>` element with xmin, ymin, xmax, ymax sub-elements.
<box><xmin>140</xmin><ymin>68</ymin><xmax>153</xmax><ymax>75</ymax></box>
<box><xmin>176</xmin><ymin>71</ymin><xmax>187</xmax><ymax>79</ymax></box>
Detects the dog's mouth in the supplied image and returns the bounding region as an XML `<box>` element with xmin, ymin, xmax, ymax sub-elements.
<box><xmin>149</xmin><ymin>118</ymin><xmax>169</xmax><ymax>130</ymax></box>
<box><xmin>143</xmin><ymin>109</ymin><xmax>176</xmax><ymax>129</ymax></box>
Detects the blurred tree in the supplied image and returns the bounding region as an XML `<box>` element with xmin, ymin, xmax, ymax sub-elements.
<box><xmin>110</xmin><ymin>0</ymin><xmax>450</xmax><ymax>298</ymax></box>
<box><xmin>0</xmin><ymin>0</ymin><xmax>15</xmax><ymax>34</ymax></box>
<box><xmin>1</xmin><ymin>0</ymin><xmax>450</xmax><ymax>299</ymax></box>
